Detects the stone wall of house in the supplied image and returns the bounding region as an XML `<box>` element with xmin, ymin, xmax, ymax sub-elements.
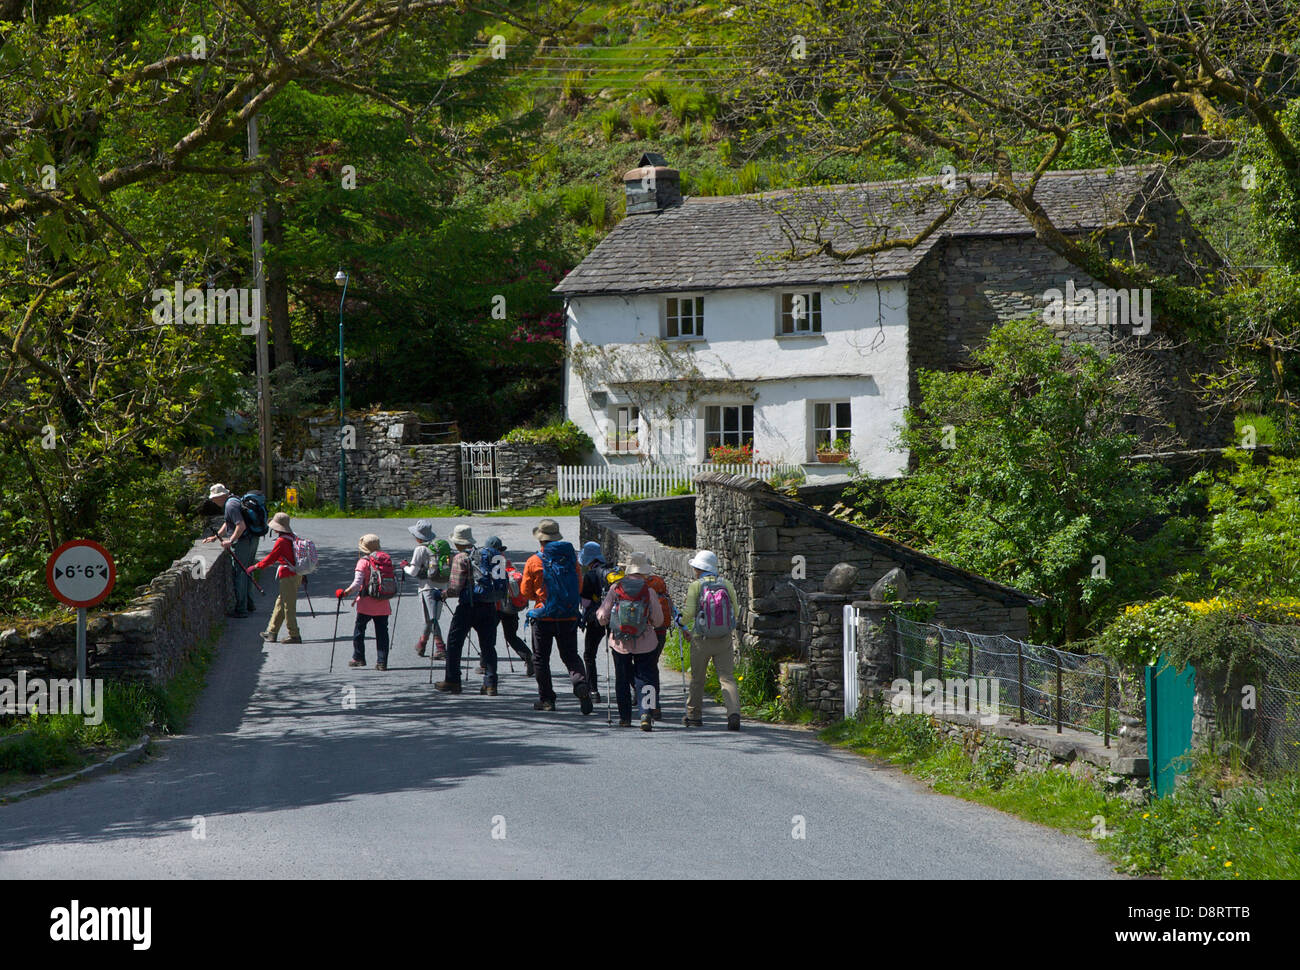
<box><xmin>906</xmin><ymin>205</ymin><xmax>1231</xmax><ymax>450</ymax></box>
<box><xmin>693</xmin><ymin>473</ymin><xmax>1032</xmax><ymax>658</ymax></box>
<box><xmin>274</xmin><ymin>411</ymin><xmax>557</xmax><ymax>509</ymax></box>
<box><xmin>0</xmin><ymin>540</ymin><xmax>231</xmax><ymax>686</ymax></box>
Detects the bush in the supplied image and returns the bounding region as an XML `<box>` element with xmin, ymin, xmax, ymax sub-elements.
<box><xmin>588</xmin><ymin>487</ymin><xmax>619</xmax><ymax>505</ymax></box>
<box><xmin>1098</xmin><ymin>594</ymin><xmax>1300</xmax><ymax>671</ymax></box>
<box><xmin>630</xmin><ymin>113</ymin><xmax>662</xmax><ymax>140</ymax></box>
<box><xmin>502</xmin><ymin>420</ymin><xmax>594</xmax><ymax>464</ymax></box>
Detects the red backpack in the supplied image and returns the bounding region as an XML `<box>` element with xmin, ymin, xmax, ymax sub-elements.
<box><xmin>364</xmin><ymin>552</ymin><xmax>398</xmax><ymax>599</ymax></box>
<box><xmin>610</xmin><ymin>576</ymin><xmax>653</xmax><ymax>640</ymax></box>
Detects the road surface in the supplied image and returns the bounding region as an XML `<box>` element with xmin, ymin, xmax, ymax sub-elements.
<box><xmin>0</xmin><ymin>516</ymin><xmax>1120</xmax><ymax>879</ymax></box>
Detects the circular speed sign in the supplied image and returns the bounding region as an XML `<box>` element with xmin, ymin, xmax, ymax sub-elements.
<box><xmin>46</xmin><ymin>540</ymin><xmax>116</xmax><ymax>609</ymax></box>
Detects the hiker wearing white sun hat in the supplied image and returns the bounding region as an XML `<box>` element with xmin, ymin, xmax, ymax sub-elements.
<box><xmin>682</xmin><ymin>549</ymin><xmax>741</xmax><ymax>731</ymax></box>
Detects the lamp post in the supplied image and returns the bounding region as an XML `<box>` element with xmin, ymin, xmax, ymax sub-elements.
<box><xmin>334</xmin><ymin>268</ymin><xmax>348</xmax><ymax>510</ymax></box>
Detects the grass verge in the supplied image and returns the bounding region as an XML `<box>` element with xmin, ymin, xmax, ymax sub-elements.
<box><xmin>821</xmin><ymin>698</ymin><xmax>1300</xmax><ymax>879</ymax></box>
<box><xmin>0</xmin><ymin>628</ymin><xmax>219</xmax><ymax>787</ymax></box>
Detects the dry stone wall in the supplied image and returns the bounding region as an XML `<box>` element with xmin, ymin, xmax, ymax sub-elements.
<box><xmin>0</xmin><ymin>540</ymin><xmax>231</xmax><ymax>686</ymax></box>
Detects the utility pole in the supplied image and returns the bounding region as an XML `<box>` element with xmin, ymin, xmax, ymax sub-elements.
<box><xmin>248</xmin><ymin>112</ymin><xmax>273</xmax><ymax>498</ymax></box>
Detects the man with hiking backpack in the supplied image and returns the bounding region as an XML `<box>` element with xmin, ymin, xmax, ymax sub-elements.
<box><xmin>682</xmin><ymin>550</ymin><xmax>741</xmax><ymax>731</ymax></box>
<box><xmin>201</xmin><ymin>483</ymin><xmax>267</xmax><ymax>618</ymax></box>
<box><xmin>484</xmin><ymin>536</ymin><xmax>535</xmax><ymax>676</ymax></box>
<box><xmin>401</xmin><ymin>519</ymin><xmax>449</xmax><ymax>660</ymax></box>
<box><xmin>520</xmin><ymin>519</ymin><xmax>591</xmax><ymax>714</ymax></box>
<box><xmin>434</xmin><ymin>524</ymin><xmax>504</xmax><ymax>696</ymax></box>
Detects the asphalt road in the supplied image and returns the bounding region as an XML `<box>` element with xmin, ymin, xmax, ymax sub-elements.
<box><xmin>0</xmin><ymin>516</ymin><xmax>1120</xmax><ymax>879</ymax></box>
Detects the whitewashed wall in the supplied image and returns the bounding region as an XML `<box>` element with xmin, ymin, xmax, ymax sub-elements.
<box><xmin>564</xmin><ymin>282</ymin><xmax>911</xmax><ymax>478</ymax></box>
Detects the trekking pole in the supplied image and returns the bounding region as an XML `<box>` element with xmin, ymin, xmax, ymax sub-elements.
<box><xmin>301</xmin><ymin>575</ymin><xmax>316</xmax><ymax>618</ymax></box>
<box><xmin>391</xmin><ymin>568</ymin><xmax>404</xmax><ymax>645</ymax></box>
<box><xmin>227</xmin><ymin>545</ymin><xmax>266</xmax><ymax>595</ymax></box>
<box><xmin>329</xmin><ymin>593</ymin><xmax>343</xmax><ymax>672</ymax></box>
<box><xmin>672</xmin><ymin>610</ymin><xmax>690</xmax><ymax>717</ymax></box>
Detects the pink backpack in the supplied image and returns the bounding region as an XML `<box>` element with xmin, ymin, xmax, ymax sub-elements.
<box><xmin>695</xmin><ymin>577</ymin><xmax>735</xmax><ymax>636</ymax></box>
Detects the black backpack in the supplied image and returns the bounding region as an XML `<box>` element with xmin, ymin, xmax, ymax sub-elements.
<box><xmin>240</xmin><ymin>492</ymin><xmax>269</xmax><ymax>537</ymax></box>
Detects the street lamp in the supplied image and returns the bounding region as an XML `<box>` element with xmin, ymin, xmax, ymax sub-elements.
<box><xmin>334</xmin><ymin>268</ymin><xmax>348</xmax><ymax>510</ymax></box>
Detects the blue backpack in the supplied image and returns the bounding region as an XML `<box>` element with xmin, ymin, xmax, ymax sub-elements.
<box><xmin>532</xmin><ymin>541</ymin><xmax>580</xmax><ymax>620</ymax></box>
<box><xmin>469</xmin><ymin>546</ymin><xmax>509</xmax><ymax>606</ymax></box>
<box><xmin>239</xmin><ymin>492</ymin><xmax>269</xmax><ymax>537</ymax></box>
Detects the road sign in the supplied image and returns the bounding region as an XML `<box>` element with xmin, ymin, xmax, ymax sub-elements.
<box><xmin>46</xmin><ymin>540</ymin><xmax>116</xmax><ymax>609</ymax></box>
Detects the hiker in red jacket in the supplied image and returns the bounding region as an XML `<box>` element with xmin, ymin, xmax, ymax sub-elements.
<box><xmin>249</xmin><ymin>512</ymin><xmax>301</xmax><ymax>644</ymax></box>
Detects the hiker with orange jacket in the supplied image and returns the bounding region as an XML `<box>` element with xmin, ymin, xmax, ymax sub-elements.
<box><xmin>520</xmin><ymin>519</ymin><xmax>591</xmax><ymax>714</ymax></box>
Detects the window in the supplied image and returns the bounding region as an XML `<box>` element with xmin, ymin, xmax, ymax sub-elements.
<box><xmin>780</xmin><ymin>291</ymin><xmax>822</xmax><ymax>334</ymax></box>
<box><xmin>705</xmin><ymin>404</ymin><xmax>754</xmax><ymax>452</ymax></box>
<box><xmin>666</xmin><ymin>295</ymin><xmax>705</xmax><ymax>338</ymax></box>
<box><xmin>813</xmin><ymin>401</ymin><xmax>851</xmax><ymax>454</ymax></box>
<box><xmin>610</xmin><ymin>406</ymin><xmax>640</xmax><ymax>453</ymax></box>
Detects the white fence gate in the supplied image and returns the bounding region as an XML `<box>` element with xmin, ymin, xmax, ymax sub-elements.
<box><xmin>555</xmin><ymin>461</ymin><xmax>800</xmax><ymax>502</ymax></box>
<box><xmin>460</xmin><ymin>442</ymin><xmax>500</xmax><ymax>512</ymax></box>
<box><xmin>842</xmin><ymin>603</ymin><xmax>859</xmax><ymax>718</ymax></box>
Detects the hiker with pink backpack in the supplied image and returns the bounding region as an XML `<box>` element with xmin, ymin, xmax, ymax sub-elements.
<box><xmin>336</xmin><ymin>533</ymin><xmax>397</xmax><ymax>670</ymax></box>
<box><xmin>247</xmin><ymin>512</ymin><xmax>316</xmax><ymax>644</ymax></box>
<box><xmin>681</xmin><ymin>550</ymin><xmax>741</xmax><ymax>731</ymax></box>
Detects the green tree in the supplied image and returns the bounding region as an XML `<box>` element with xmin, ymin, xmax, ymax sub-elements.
<box><xmin>875</xmin><ymin>318</ymin><xmax>1198</xmax><ymax>643</ymax></box>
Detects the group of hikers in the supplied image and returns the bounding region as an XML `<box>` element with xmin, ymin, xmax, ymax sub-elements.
<box><xmin>199</xmin><ymin>483</ymin><xmax>742</xmax><ymax>732</ymax></box>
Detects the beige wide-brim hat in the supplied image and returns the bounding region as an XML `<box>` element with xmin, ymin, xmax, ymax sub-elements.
<box><xmin>451</xmin><ymin>524</ymin><xmax>475</xmax><ymax>547</ymax></box>
<box><xmin>208</xmin><ymin>483</ymin><xmax>232</xmax><ymax>501</ymax></box>
<box><xmin>532</xmin><ymin>519</ymin><xmax>562</xmax><ymax>542</ymax></box>
<box><xmin>268</xmin><ymin>512</ymin><xmax>292</xmax><ymax>534</ymax></box>
<box><xmin>358</xmin><ymin>534</ymin><xmax>381</xmax><ymax>553</ymax></box>
<box><xmin>625</xmin><ymin>551</ymin><xmax>651</xmax><ymax>576</ymax></box>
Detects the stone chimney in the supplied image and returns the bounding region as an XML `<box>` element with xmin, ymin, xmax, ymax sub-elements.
<box><xmin>623</xmin><ymin>152</ymin><xmax>682</xmax><ymax>214</ymax></box>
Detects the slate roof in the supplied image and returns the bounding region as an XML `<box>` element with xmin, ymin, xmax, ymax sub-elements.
<box><xmin>555</xmin><ymin>166</ymin><xmax>1163</xmax><ymax>297</ymax></box>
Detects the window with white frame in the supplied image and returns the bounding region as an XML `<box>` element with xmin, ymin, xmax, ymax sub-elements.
<box><xmin>704</xmin><ymin>404</ymin><xmax>754</xmax><ymax>455</ymax></box>
<box><xmin>665</xmin><ymin>295</ymin><xmax>705</xmax><ymax>338</ymax></box>
<box><xmin>780</xmin><ymin>291</ymin><xmax>822</xmax><ymax>334</ymax></box>
<box><xmin>609</xmin><ymin>405</ymin><xmax>640</xmax><ymax>453</ymax></box>
<box><xmin>812</xmin><ymin>401</ymin><xmax>851</xmax><ymax>456</ymax></box>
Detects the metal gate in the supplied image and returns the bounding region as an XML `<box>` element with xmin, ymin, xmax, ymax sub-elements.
<box><xmin>842</xmin><ymin>603</ymin><xmax>859</xmax><ymax>718</ymax></box>
<box><xmin>460</xmin><ymin>442</ymin><xmax>500</xmax><ymax>513</ymax></box>
<box><xmin>1145</xmin><ymin>653</ymin><xmax>1197</xmax><ymax>798</ymax></box>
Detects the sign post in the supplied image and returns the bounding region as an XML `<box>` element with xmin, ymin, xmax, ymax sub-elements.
<box><xmin>46</xmin><ymin>540</ymin><xmax>116</xmax><ymax>692</ymax></box>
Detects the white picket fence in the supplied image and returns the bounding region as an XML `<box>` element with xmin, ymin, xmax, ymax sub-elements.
<box><xmin>556</xmin><ymin>462</ymin><xmax>800</xmax><ymax>502</ymax></box>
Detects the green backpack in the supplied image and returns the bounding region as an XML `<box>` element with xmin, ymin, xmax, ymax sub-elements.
<box><xmin>427</xmin><ymin>539</ymin><xmax>453</xmax><ymax>582</ymax></box>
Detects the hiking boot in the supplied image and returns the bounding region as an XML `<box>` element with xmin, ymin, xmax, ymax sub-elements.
<box><xmin>618</xmin><ymin>718</ymin><xmax>632</xmax><ymax>728</ymax></box>
<box><xmin>727</xmin><ymin>714</ymin><xmax>741</xmax><ymax>731</ymax></box>
<box><xmin>348</xmin><ymin>659</ymin><xmax>365</xmax><ymax>668</ymax></box>
<box><xmin>682</xmin><ymin>716</ymin><xmax>703</xmax><ymax>727</ymax></box>
<box><xmin>641</xmin><ymin>713</ymin><xmax>654</xmax><ymax>732</ymax></box>
<box><xmin>434</xmin><ymin>681</ymin><xmax>462</xmax><ymax>694</ymax></box>
<box><xmin>283</xmin><ymin>636</ymin><xmax>302</xmax><ymax>644</ymax></box>
<box><xmin>480</xmin><ymin>685</ymin><xmax>498</xmax><ymax>696</ymax></box>
<box><xmin>533</xmin><ymin>699</ymin><xmax>556</xmax><ymax>712</ymax></box>
<box><xmin>260</xmin><ymin>631</ymin><xmax>276</xmax><ymax>642</ymax></box>
<box><xmin>374</xmin><ymin>663</ymin><xmax>387</xmax><ymax>671</ymax></box>
<box><xmin>415</xmin><ymin>636</ymin><xmax>427</xmax><ymax>658</ymax></box>
<box><xmin>576</xmin><ymin>683</ymin><xmax>593</xmax><ymax>715</ymax></box>
<box><xmin>433</xmin><ymin>646</ymin><xmax>447</xmax><ymax>660</ymax></box>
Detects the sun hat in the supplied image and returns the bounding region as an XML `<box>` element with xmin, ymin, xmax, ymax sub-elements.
<box><xmin>267</xmin><ymin>512</ymin><xmax>293</xmax><ymax>534</ymax></box>
<box><xmin>484</xmin><ymin>535</ymin><xmax>506</xmax><ymax>553</ymax></box>
<box><xmin>579</xmin><ymin>541</ymin><xmax>605</xmax><ymax>566</ymax></box>
<box><xmin>208</xmin><ymin>483</ymin><xmax>232</xmax><ymax>501</ymax></box>
<box><xmin>689</xmin><ymin>550</ymin><xmax>720</xmax><ymax>574</ymax></box>
<box><xmin>358</xmin><ymin>534</ymin><xmax>382</xmax><ymax>553</ymax></box>
<box><xmin>408</xmin><ymin>519</ymin><xmax>437</xmax><ymax>543</ymax></box>
<box><xmin>450</xmin><ymin>524</ymin><xmax>475</xmax><ymax>547</ymax></box>
<box><xmin>532</xmin><ymin>519</ymin><xmax>562</xmax><ymax>542</ymax></box>
<box><xmin>625</xmin><ymin>551</ymin><xmax>652</xmax><ymax>576</ymax></box>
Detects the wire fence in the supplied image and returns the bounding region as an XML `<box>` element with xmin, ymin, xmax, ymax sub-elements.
<box><xmin>894</xmin><ymin>617</ymin><xmax>1127</xmax><ymax>745</ymax></box>
<box><xmin>1221</xmin><ymin>622</ymin><xmax>1300</xmax><ymax>776</ymax></box>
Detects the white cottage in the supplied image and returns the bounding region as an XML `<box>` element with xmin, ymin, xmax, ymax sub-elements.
<box><xmin>555</xmin><ymin>156</ymin><xmax>1219</xmax><ymax>478</ymax></box>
